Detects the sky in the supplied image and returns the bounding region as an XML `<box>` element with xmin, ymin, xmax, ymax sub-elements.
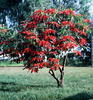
<box><xmin>89</xmin><ymin>1</ymin><xmax>93</xmax><ymax>16</ymax></box>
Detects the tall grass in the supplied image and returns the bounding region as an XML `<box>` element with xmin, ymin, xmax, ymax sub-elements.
<box><xmin>0</xmin><ymin>67</ymin><xmax>93</xmax><ymax>100</ymax></box>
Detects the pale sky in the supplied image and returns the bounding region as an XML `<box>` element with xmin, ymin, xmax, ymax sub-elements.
<box><xmin>89</xmin><ymin>1</ymin><xmax>93</xmax><ymax>16</ymax></box>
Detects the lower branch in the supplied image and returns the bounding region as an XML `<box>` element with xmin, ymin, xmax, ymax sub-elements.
<box><xmin>49</xmin><ymin>69</ymin><xmax>60</xmax><ymax>87</ymax></box>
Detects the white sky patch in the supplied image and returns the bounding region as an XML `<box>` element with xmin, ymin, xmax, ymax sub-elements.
<box><xmin>6</xmin><ymin>16</ymin><xmax>10</xmax><ymax>27</ymax></box>
<box><xmin>89</xmin><ymin>0</ymin><xmax>93</xmax><ymax>16</ymax></box>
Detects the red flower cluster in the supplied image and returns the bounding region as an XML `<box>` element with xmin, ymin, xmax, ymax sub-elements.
<box><xmin>73</xmin><ymin>50</ymin><xmax>81</xmax><ymax>57</ymax></box>
<box><xmin>78</xmin><ymin>38</ymin><xmax>87</xmax><ymax>46</ymax></box>
<box><xmin>45</xmin><ymin>9</ymin><xmax>56</xmax><ymax>14</ymax></box>
<box><xmin>59</xmin><ymin>9</ymin><xmax>74</xmax><ymax>15</ymax></box>
<box><xmin>47</xmin><ymin>22</ymin><xmax>59</xmax><ymax>28</ymax></box>
<box><xmin>83</xmin><ymin>19</ymin><xmax>92</xmax><ymax>24</ymax></box>
<box><xmin>1</xmin><ymin>29</ymin><xmax>8</xmax><ymax>33</ymax></box>
<box><xmin>44</xmin><ymin>29</ymin><xmax>56</xmax><ymax>35</ymax></box>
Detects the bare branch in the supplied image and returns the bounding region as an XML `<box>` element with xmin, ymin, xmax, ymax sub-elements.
<box><xmin>49</xmin><ymin>69</ymin><xmax>59</xmax><ymax>81</ymax></box>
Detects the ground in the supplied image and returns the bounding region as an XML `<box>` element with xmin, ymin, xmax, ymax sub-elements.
<box><xmin>0</xmin><ymin>66</ymin><xmax>93</xmax><ymax>100</ymax></box>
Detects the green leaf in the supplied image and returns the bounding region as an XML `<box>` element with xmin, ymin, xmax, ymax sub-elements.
<box><xmin>70</xmin><ymin>8</ymin><xmax>73</xmax><ymax>11</ymax></box>
<box><xmin>62</xmin><ymin>29</ymin><xmax>65</xmax><ymax>34</ymax></box>
<box><xmin>32</xmin><ymin>41</ymin><xmax>35</xmax><ymax>45</ymax></box>
<box><xmin>59</xmin><ymin>0</ymin><xmax>61</xmax><ymax>3</ymax></box>
<box><xmin>84</xmin><ymin>47</ymin><xmax>86</xmax><ymax>49</ymax></box>
<box><xmin>40</xmin><ymin>0</ymin><xmax>43</xmax><ymax>3</ymax></box>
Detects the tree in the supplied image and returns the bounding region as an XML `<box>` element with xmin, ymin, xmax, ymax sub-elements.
<box><xmin>0</xmin><ymin>0</ymin><xmax>41</xmax><ymax>27</ymax></box>
<box><xmin>0</xmin><ymin>9</ymin><xmax>92</xmax><ymax>87</ymax></box>
<box><xmin>0</xmin><ymin>0</ymin><xmax>22</xmax><ymax>25</ymax></box>
<box><xmin>0</xmin><ymin>0</ymin><xmax>91</xmax><ymax>26</ymax></box>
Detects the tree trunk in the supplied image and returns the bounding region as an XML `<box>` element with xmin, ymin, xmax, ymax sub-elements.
<box><xmin>57</xmin><ymin>70</ymin><xmax>64</xmax><ymax>87</ymax></box>
<box><xmin>91</xmin><ymin>31</ymin><xmax>93</xmax><ymax>68</ymax></box>
<box><xmin>49</xmin><ymin>54</ymin><xmax>67</xmax><ymax>88</ymax></box>
<box><xmin>58</xmin><ymin>54</ymin><xmax>67</xmax><ymax>87</ymax></box>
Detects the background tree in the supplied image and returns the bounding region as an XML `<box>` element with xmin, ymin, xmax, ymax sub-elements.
<box><xmin>0</xmin><ymin>0</ymin><xmax>91</xmax><ymax>26</ymax></box>
<box><xmin>0</xmin><ymin>9</ymin><xmax>92</xmax><ymax>87</ymax></box>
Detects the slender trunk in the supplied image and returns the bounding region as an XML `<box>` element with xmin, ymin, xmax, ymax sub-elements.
<box><xmin>91</xmin><ymin>31</ymin><xmax>93</xmax><ymax>68</ymax></box>
<box><xmin>58</xmin><ymin>54</ymin><xmax>67</xmax><ymax>87</ymax></box>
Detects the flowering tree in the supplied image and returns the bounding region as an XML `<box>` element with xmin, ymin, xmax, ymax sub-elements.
<box><xmin>0</xmin><ymin>9</ymin><xmax>92</xmax><ymax>87</ymax></box>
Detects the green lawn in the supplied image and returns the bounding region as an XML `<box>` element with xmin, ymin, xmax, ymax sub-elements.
<box><xmin>0</xmin><ymin>67</ymin><xmax>93</xmax><ymax>100</ymax></box>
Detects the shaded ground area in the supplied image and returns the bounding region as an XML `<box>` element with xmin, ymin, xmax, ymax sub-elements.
<box><xmin>64</xmin><ymin>92</ymin><xmax>93</xmax><ymax>100</ymax></box>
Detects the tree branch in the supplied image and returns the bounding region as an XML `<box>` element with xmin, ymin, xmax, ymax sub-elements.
<box><xmin>49</xmin><ymin>69</ymin><xmax>59</xmax><ymax>81</ymax></box>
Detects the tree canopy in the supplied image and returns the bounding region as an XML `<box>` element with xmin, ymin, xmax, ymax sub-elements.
<box><xmin>0</xmin><ymin>8</ymin><xmax>92</xmax><ymax>87</ymax></box>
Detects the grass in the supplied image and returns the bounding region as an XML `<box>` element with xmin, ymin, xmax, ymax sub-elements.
<box><xmin>0</xmin><ymin>67</ymin><xmax>93</xmax><ymax>100</ymax></box>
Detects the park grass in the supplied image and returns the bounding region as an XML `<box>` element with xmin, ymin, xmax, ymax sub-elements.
<box><xmin>0</xmin><ymin>67</ymin><xmax>93</xmax><ymax>100</ymax></box>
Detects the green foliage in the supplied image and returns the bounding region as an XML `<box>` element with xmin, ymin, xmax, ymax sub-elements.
<box><xmin>66</xmin><ymin>59</ymin><xmax>91</xmax><ymax>67</ymax></box>
<box><xmin>0</xmin><ymin>60</ymin><xmax>23</xmax><ymax>67</ymax></box>
<box><xmin>0</xmin><ymin>0</ymin><xmax>22</xmax><ymax>25</ymax></box>
<box><xmin>0</xmin><ymin>26</ymin><xmax>16</xmax><ymax>50</ymax></box>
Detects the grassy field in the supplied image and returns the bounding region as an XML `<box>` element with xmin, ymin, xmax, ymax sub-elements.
<box><xmin>0</xmin><ymin>67</ymin><xmax>93</xmax><ymax>100</ymax></box>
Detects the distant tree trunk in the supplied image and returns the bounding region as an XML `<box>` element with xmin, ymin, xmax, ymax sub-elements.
<box><xmin>92</xmin><ymin>32</ymin><xmax>93</xmax><ymax>68</ymax></box>
<box><xmin>49</xmin><ymin>54</ymin><xmax>67</xmax><ymax>87</ymax></box>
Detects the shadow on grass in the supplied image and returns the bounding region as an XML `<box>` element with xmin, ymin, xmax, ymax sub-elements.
<box><xmin>64</xmin><ymin>92</ymin><xmax>93</xmax><ymax>100</ymax></box>
<box><xmin>0</xmin><ymin>82</ymin><xmax>56</xmax><ymax>92</ymax></box>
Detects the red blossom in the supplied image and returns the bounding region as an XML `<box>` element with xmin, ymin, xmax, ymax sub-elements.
<box><xmin>59</xmin><ymin>9</ymin><xmax>74</xmax><ymax>15</ymax></box>
<box><xmin>29</xmin><ymin>57</ymin><xmax>43</xmax><ymax>63</ymax></box>
<box><xmin>31</xmin><ymin>68</ymin><xmax>38</xmax><ymax>73</ymax></box>
<box><xmin>75</xmin><ymin>14</ymin><xmax>85</xmax><ymax>16</ymax></box>
<box><xmin>65</xmin><ymin>42</ymin><xmax>78</xmax><ymax>49</ymax></box>
<box><xmin>49</xmin><ymin>35</ymin><xmax>56</xmax><ymax>42</ymax></box>
<box><xmin>1</xmin><ymin>29</ymin><xmax>8</xmax><ymax>33</ymax></box>
<box><xmin>83</xmin><ymin>19</ymin><xmax>92</xmax><ymax>24</ymax></box>
<box><xmin>36</xmin><ymin>51</ymin><xmax>44</xmax><ymax>56</ymax></box>
<box><xmin>24</xmin><ymin>21</ymin><xmax>37</xmax><ymax>30</ymax></box>
<box><xmin>44</xmin><ymin>29</ymin><xmax>56</xmax><ymax>35</ymax></box>
<box><xmin>61</xmin><ymin>21</ymin><xmax>74</xmax><ymax>27</ymax></box>
<box><xmin>51</xmin><ymin>63</ymin><xmax>63</xmax><ymax>70</ymax></box>
<box><xmin>56</xmin><ymin>42</ymin><xmax>78</xmax><ymax>50</ymax></box>
<box><xmin>39</xmin><ymin>62</ymin><xmax>49</xmax><ymax>68</ymax></box>
<box><xmin>39</xmin><ymin>40</ymin><xmax>51</xmax><ymax>49</ymax></box>
<box><xmin>30</xmin><ymin>9</ymin><xmax>49</xmax><ymax>22</ymax></box>
<box><xmin>61</xmin><ymin>36</ymin><xmax>75</xmax><ymax>43</ymax></box>
<box><xmin>0</xmin><ymin>41</ymin><xmax>6</xmax><ymax>45</ymax></box>
<box><xmin>70</xmin><ymin>27</ymin><xmax>79</xmax><ymax>33</ymax></box>
<box><xmin>47</xmin><ymin>22</ymin><xmax>59</xmax><ymax>28</ymax></box>
<box><xmin>45</xmin><ymin>9</ymin><xmax>56</xmax><ymax>14</ymax></box>
<box><xmin>79</xmin><ymin>31</ymin><xmax>86</xmax><ymax>36</ymax></box>
<box><xmin>27</xmin><ymin>36</ymin><xmax>39</xmax><ymax>42</ymax></box>
<box><xmin>48</xmin><ymin>58</ymin><xmax>59</xmax><ymax>63</ymax></box>
<box><xmin>78</xmin><ymin>38</ymin><xmax>87</xmax><ymax>46</ymax></box>
<box><xmin>33</xmin><ymin>9</ymin><xmax>45</xmax><ymax>14</ymax></box>
<box><xmin>23</xmin><ymin>48</ymin><xmax>32</xmax><ymax>53</ymax></box>
<box><xmin>49</xmin><ymin>51</ymin><xmax>57</xmax><ymax>54</ymax></box>
<box><xmin>73</xmin><ymin>50</ymin><xmax>81</xmax><ymax>57</ymax></box>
